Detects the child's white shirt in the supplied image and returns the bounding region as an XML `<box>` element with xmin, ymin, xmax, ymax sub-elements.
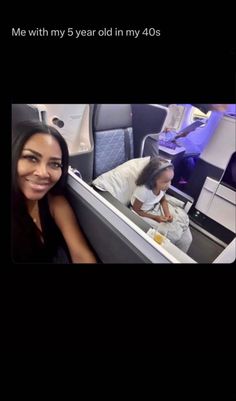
<box><xmin>131</xmin><ymin>185</ymin><xmax>165</xmax><ymax>211</ymax></box>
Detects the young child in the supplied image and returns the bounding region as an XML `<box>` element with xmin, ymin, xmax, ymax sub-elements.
<box><xmin>131</xmin><ymin>157</ymin><xmax>192</xmax><ymax>252</ymax></box>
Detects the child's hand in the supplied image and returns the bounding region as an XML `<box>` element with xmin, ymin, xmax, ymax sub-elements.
<box><xmin>166</xmin><ymin>214</ymin><xmax>173</xmax><ymax>222</ymax></box>
<box><xmin>155</xmin><ymin>216</ymin><xmax>168</xmax><ymax>223</ymax></box>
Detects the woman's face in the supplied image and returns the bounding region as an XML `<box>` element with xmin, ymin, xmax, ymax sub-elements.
<box><xmin>17</xmin><ymin>133</ymin><xmax>63</xmax><ymax>201</ymax></box>
<box><xmin>156</xmin><ymin>168</ymin><xmax>174</xmax><ymax>191</ymax></box>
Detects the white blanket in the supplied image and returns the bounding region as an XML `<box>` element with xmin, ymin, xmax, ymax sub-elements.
<box><xmin>135</xmin><ymin>194</ymin><xmax>190</xmax><ymax>244</ymax></box>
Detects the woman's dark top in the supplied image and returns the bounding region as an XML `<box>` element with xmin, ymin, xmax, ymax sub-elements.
<box><xmin>12</xmin><ymin>196</ymin><xmax>72</xmax><ymax>263</ymax></box>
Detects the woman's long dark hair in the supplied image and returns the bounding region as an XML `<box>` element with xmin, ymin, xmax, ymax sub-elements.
<box><xmin>136</xmin><ymin>157</ymin><xmax>174</xmax><ymax>190</ymax></box>
<box><xmin>12</xmin><ymin>120</ymin><xmax>69</xmax><ymax>262</ymax></box>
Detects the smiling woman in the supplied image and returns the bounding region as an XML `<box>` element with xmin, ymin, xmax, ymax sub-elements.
<box><xmin>17</xmin><ymin>134</ymin><xmax>63</xmax><ymax>199</ymax></box>
<box><xmin>12</xmin><ymin>120</ymin><xmax>97</xmax><ymax>264</ymax></box>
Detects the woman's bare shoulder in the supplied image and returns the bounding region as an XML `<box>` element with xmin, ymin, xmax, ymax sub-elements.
<box><xmin>48</xmin><ymin>194</ymin><xmax>69</xmax><ymax>217</ymax></box>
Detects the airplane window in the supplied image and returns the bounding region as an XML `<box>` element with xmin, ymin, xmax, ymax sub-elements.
<box><xmin>35</xmin><ymin>104</ymin><xmax>91</xmax><ymax>155</ymax></box>
<box><xmin>162</xmin><ymin>104</ymin><xmax>185</xmax><ymax>131</ymax></box>
<box><xmin>190</xmin><ymin>106</ymin><xmax>211</xmax><ymax>127</ymax></box>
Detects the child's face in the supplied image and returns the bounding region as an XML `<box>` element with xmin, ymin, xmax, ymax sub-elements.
<box><xmin>156</xmin><ymin>168</ymin><xmax>174</xmax><ymax>191</ymax></box>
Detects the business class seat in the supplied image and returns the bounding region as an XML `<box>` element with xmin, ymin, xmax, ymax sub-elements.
<box><xmin>93</xmin><ymin>104</ymin><xmax>133</xmax><ymax>179</ymax></box>
<box><xmin>92</xmin><ymin>157</ymin><xmax>194</xmax><ymax>252</ymax></box>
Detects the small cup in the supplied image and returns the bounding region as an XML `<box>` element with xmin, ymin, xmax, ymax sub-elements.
<box><xmin>154</xmin><ymin>231</ymin><xmax>165</xmax><ymax>245</ymax></box>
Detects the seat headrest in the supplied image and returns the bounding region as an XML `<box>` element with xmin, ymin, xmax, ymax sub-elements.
<box><xmin>94</xmin><ymin>104</ymin><xmax>132</xmax><ymax>131</ymax></box>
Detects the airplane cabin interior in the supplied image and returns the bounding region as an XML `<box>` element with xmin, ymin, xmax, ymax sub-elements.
<box><xmin>11</xmin><ymin>103</ymin><xmax>236</xmax><ymax>264</ymax></box>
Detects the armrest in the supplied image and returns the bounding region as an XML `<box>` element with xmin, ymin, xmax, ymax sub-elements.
<box><xmin>140</xmin><ymin>132</ymin><xmax>160</xmax><ymax>157</ymax></box>
<box><xmin>167</xmin><ymin>185</ymin><xmax>194</xmax><ymax>213</ymax></box>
